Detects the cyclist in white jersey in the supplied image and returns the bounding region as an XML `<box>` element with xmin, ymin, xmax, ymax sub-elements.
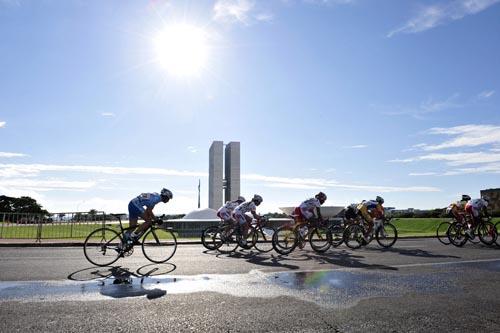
<box><xmin>233</xmin><ymin>194</ymin><xmax>263</xmax><ymax>243</ymax></box>
<box><xmin>217</xmin><ymin>196</ymin><xmax>245</xmax><ymax>224</ymax></box>
<box><xmin>293</xmin><ymin>192</ymin><xmax>327</xmax><ymax>224</ymax></box>
<box><xmin>464</xmin><ymin>196</ymin><xmax>490</xmax><ymax>236</ymax></box>
<box><xmin>126</xmin><ymin>188</ymin><xmax>173</xmax><ymax>242</ymax></box>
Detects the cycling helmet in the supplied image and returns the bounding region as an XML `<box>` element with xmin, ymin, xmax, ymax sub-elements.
<box><xmin>375</xmin><ymin>196</ymin><xmax>384</xmax><ymax>204</ymax></box>
<box><xmin>315</xmin><ymin>192</ymin><xmax>327</xmax><ymax>203</ymax></box>
<box><xmin>252</xmin><ymin>194</ymin><xmax>263</xmax><ymax>205</ymax></box>
<box><xmin>461</xmin><ymin>194</ymin><xmax>471</xmax><ymax>202</ymax></box>
<box><xmin>236</xmin><ymin>196</ymin><xmax>246</xmax><ymax>203</ymax></box>
<box><xmin>160</xmin><ymin>188</ymin><xmax>173</xmax><ymax>201</ymax></box>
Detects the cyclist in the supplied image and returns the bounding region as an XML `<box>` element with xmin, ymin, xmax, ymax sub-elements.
<box><xmin>464</xmin><ymin>196</ymin><xmax>490</xmax><ymax>238</ymax></box>
<box><xmin>446</xmin><ymin>194</ymin><xmax>471</xmax><ymax>223</ymax></box>
<box><xmin>126</xmin><ymin>188</ymin><xmax>173</xmax><ymax>243</ymax></box>
<box><xmin>293</xmin><ymin>192</ymin><xmax>327</xmax><ymax>248</ymax></box>
<box><xmin>217</xmin><ymin>196</ymin><xmax>246</xmax><ymax>225</ymax></box>
<box><xmin>232</xmin><ymin>194</ymin><xmax>263</xmax><ymax>245</ymax></box>
<box><xmin>357</xmin><ymin>196</ymin><xmax>385</xmax><ymax>242</ymax></box>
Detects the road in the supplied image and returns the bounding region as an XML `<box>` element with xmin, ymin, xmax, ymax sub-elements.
<box><xmin>0</xmin><ymin>238</ymin><xmax>499</xmax><ymax>332</ymax></box>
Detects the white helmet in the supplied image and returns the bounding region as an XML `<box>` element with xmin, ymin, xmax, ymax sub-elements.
<box><xmin>252</xmin><ymin>194</ymin><xmax>263</xmax><ymax>205</ymax></box>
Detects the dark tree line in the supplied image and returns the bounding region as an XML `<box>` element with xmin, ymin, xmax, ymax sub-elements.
<box><xmin>0</xmin><ymin>195</ymin><xmax>49</xmax><ymax>214</ymax></box>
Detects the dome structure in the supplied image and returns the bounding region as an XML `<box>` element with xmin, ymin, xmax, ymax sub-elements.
<box><xmin>182</xmin><ymin>208</ymin><xmax>218</xmax><ymax>220</ymax></box>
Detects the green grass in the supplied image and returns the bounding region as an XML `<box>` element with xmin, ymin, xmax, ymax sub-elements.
<box><xmin>391</xmin><ymin>217</ymin><xmax>500</xmax><ymax>237</ymax></box>
<box><xmin>0</xmin><ymin>222</ymin><xmax>123</xmax><ymax>239</ymax></box>
<box><xmin>0</xmin><ymin>222</ymin><xmax>186</xmax><ymax>240</ymax></box>
<box><xmin>391</xmin><ymin>218</ymin><xmax>447</xmax><ymax>237</ymax></box>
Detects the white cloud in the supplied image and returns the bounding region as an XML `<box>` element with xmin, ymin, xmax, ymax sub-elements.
<box><xmin>421</xmin><ymin>124</ymin><xmax>500</xmax><ymax>151</ymax></box>
<box><xmin>187</xmin><ymin>146</ymin><xmax>198</xmax><ymax>153</ymax></box>
<box><xmin>244</xmin><ymin>173</ymin><xmax>439</xmax><ymax>192</ymax></box>
<box><xmin>409</xmin><ymin>172</ymin><xmax>438</xmax><ymax>176</ymax></box>
<box><xmin>213</xmin><ymin>0</ymin><xmax>255</xmax><ymax>25</ymax></box>
<box><xmin>388</xmin><ymin>0</ymin><xmax>500</xmax><ymax>37</ymax></box>
<box><xmin>391</xmin><ymin>124</ymin><xmax>500</xmax><ymax>176</ymax></box>
<box><xmin>255</xmin><ymin>12</ymin><xmax>274</xmax><ymax>22</ymax></box>
<box><xmin>382</xmin><ymin>94</ymin><xmax>462</xmax><ymax>118</ymax></box>
<box><xmin>0</xmin><ymin>121</ymin><xmax>5</xmax><ymax>128</ymax></box>
<box><xmin>101</xmin><ymin>112</ymin><xmax>115</xmax><ymax>117</ymax></box>
<box><xmin>392</xmin><ymin>151</ymin><xmax>500</xmax><ymax>166</ymax></box>
<box><xmin>344</xmin><ymin>144</ymin><xmax>368</xmax><ymax>149</ymax></box>
<box><xmin>213</xmin><ymin>0</ymin><xmax>274</xmax><ymax>25</ymax></box>
<box><xmin>477</xmin><ymin>90</ymin><xmax>495</xmax><ymax>99</ymax></box>
<box><xmin>0</xmin><ymin>179</ymin><xmax>96</xmax><ymax>191</ymax></box>
<box><xmin>0</xmin><ymin>152</ymin><xmax>28</xmax><ymax>158</ymax></box>
<box><xmin>0</xmin><ymin>163</ymin><xmax>440</xmax><ymax>199</ymax></box>
<box><xmin>0</xmin><ymin>163</ymin><xmax>207</xmax><ymax>178</ymax></box>
<box><xmin>442</xmin><ymin>163</ymin><xmax>500</xmax><ymax>175</ymax></box>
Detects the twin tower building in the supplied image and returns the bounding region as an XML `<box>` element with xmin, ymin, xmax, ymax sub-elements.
<box><xmin>208</xmin><ymin>141</ymin><xmax>241</xmax><ymax>210</ymax></box>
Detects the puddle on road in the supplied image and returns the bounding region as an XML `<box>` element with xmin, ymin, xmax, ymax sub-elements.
<box><xmin>1</xmin><ymin>260</ymin><xmax>498</xmax><ymax>307</ymax></box>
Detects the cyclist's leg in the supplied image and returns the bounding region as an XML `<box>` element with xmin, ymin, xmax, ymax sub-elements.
<box><xmin>233</xmin><ymin>213</ymin><xmax>246</xmax><ymax>235</ymax></box>
<box><xmin>127</xmin><ymin>201</ymin><xmax>143</xmax><ymax>230</ymax></box>
<box><xmin>358</xmin><ymin>206</ymin><xmax>373</xmax><ymax>237</ymax></box>
<box><xmin>242</xmin><ymin>215</ymin><xmax>253</xmax><ymax>238</ymax></box>
<box><xmin>135</xmin><ymin>209</ymin><xmax>154</xmax><ymax>235</ymax></box>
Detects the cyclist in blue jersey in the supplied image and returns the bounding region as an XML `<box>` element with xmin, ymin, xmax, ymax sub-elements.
<box><xmin>126</xmin><ymin>188</ymin><xmax>173</xmax><ymax>243</ymax></box>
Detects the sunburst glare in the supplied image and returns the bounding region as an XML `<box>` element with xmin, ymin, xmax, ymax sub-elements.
<box><xmin>153</xmin><ymin>23</ymin><xmax>209</xmax><ymax>78</ymax></box>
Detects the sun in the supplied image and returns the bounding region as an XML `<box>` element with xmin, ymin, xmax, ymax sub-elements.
<box><xmin>153</xmin><ymin>24</ymin><xmax>209</xmax><ymax>78</ymax></box>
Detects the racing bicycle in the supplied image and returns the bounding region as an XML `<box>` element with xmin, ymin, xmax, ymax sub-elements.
<box><xmin>83</xmin><ymin>214</ymin><xmax>177</xmax><ymax>266</ymax></box>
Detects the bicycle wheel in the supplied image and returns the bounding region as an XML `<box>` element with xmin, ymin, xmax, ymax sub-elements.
<box><xmin>344</xmin><ymin>224</ymin><xmax>364</xmax><ymax>249</ymax></box>
<box><xmin>477</xmin><ymin>222</ymin><xmax>497</xmax><ymax>246</ymax></box>
<box><xmin>142</xmin><ymin>227</ymin><xmax>177</xmax><ymax>263</ymax></box>
<box><xmin>272</xmin><ymin>225</ymin><xmax>297</xmax><ymax>255</ymax></box>
<box><xmin>448</xmin><ymin>223</ymin><xmax>467</xmax><ymax>247</ymax></box>
<box><xmin>242</xmin><ymin>227</ymin><xmax>258</xmax><ymax>250</ymax></box>
<box><xmin>215</xmin><ymin>228</ymin><xmax>239</xmax><ymax>254</ymax></box>
<box><xmin>309</xmin><ymin>226</ymin><xmax>332</xmax><ymax>253</ymax></box>
<box><xmin>254</xmin><ymin>226</ymin><xmax>275</xmax><ymax>253</ymax></box>
<box><xmin>376</xmin><ymin>223</ymin><xmax>398</xmax><ymax>248</ymax></box>
<box><xmin>201</xmin><ymin>226</ymin><xmax>219</xmax><ymax>250</ymax></box>
<box><xmin>83</xmin><ymin>228</ymin><xmax>122</xmax><ymax>267</ymax></box>
<box><xmin>436</xmin><ymin>221</ymin><xmax>452</xmax><ymax>245</ymax></box>
<box><xmin>329</xmin><ymin>224</ymin><xmax>344</xmax><ymax>247</ymax></box>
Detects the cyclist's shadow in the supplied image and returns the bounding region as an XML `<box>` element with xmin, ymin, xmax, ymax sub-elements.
<box><xmin>68</xmin><ymin>264</ymin><xmax>177</xmax><ymax>300</ymax></box>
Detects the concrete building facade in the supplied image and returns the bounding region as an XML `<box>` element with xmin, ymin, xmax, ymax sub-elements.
<box><xmin>480</xmin><ymin>188</ymin><xmax>500</xmax><ymax>213</ymax></box>
<box><xmin>208</xmin><ymin>141</ymin><xmax>241</xmax><ymax>209</ymax></box>
<box><xmin>208</xmin><ymin>141</ymin><xmax>224</xmax><ymax>210</ymax></box>
<box><xmin>224</xmin><ymin>142</ymin><xmax>240</xmax><ymax>202</ymax></box>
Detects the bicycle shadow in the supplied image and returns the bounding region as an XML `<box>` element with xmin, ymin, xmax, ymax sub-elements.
<box><xmin>305</xmin><ymin>249</ymin><xmax>399</xmax><ymax>271</ymax></box>
<box><xmin>98</xmin><ymin>267</ymin><xmax>166</xmax><ymax>300</ymax></box>
<box><xmin>364</xmin><ymin>246</ymin><xmax>461</xmax><ymax>259</ymax></box>
<box><xmin>209</xmin><ymin>246</ymin><xmax>308</xmax><ymax>269</ymax></box>
<box><xmin>67</xmin><ymin>264</ymin><xmax>177</xmax><ymax>300</ymax></box>
<box><xmin>67</xmin><ymin>263</ymin><xmax>177</xmax><ymax>281</ymax></box>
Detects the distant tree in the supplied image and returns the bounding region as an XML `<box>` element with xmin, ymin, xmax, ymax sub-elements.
<box><xmin>0</xmin><ymin>195</ymin><xmax>49</xmax><ymax>214</ymax></box>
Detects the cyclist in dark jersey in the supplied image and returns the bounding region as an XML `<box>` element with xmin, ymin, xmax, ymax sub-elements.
<box><xmin>126</xmin><ymin>188</ymin><xmax>173</xmax><ymax>242</ymax></box>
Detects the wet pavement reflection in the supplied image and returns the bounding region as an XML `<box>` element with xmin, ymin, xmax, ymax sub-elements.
<box><xmin>0</xmin><ymin>259</ymin><xmax>498</xmax><ymax>307</ymax></box>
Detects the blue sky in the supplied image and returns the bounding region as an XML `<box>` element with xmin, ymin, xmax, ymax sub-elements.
<box><xmin>1</xmin><ymin>0</ymin><xmax>499</xmax><ymax>214</ymax></box>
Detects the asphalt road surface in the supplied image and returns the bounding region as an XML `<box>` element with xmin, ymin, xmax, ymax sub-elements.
<box><xmin>0</xmin><ymin>238</ymin><xmax>499</xmax><ymax>332</ymax></box>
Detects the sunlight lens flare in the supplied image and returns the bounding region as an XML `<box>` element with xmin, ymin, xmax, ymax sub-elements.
<box><xmin>153</xmin><ymin>24</ymin><xmax>209</xmax><ymax>78</ymax></box>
